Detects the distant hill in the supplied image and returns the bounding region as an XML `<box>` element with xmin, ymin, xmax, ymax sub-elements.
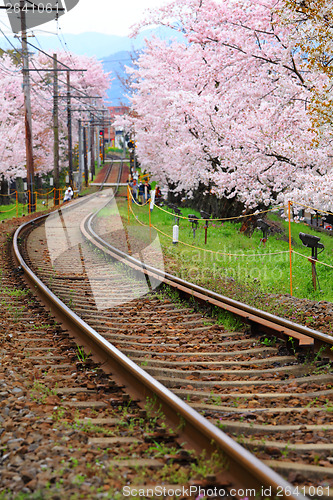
<box><xmin>101</xmin><ymin>27</ymin><xmax>184</xmax><ymax>105</ymax></box>
<box><xmin>102</xmin><ymin>50</ymin><xmax>133</xmax><ymax>105</ymax></box>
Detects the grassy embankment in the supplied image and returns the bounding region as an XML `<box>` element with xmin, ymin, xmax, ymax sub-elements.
<box><xmin>0</xmin><ymin>199</ymin><xmax>53</xmax><ymax>222</ymax></box>
<box><xmin>0</xmin><ymin>162</ymin><xmax>109</xmax><ymax>222</ymax></box>
<box><xmin>114</xmin><ymin>197</ymin><xmax>333</xmax><ymax>305</ymax></box>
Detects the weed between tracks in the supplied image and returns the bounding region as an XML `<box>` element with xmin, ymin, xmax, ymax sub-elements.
<box><xmin>153</xmin><ymin>284</ymin><xmax>243</xmax><ymax>331</ymax></box>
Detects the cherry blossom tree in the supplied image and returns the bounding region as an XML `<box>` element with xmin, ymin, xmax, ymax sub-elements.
<box><xmin>31</xmin><ymin>50</ymin><xmax>111</xmax><ymax>173</ymax></box>
<box><xmin>280</xmin><ymin>1</ymin><xmax>333</xmax><ymax>134</ymax></box>
<box><xmin>127</xmin><ymin>0</ymin><xmax>333</xmax><ymax>213</ymax></box>
<box><xmin>0</xmin><ymin>49</ymin><xmax>110</xmax><ymax>191</ymax></box>
<box><xmin>0</xmin><ymin>54</ymin><xmax>26</xmax><ymax>182</ymax></box>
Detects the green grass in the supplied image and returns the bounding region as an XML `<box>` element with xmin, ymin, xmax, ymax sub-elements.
<box><xmin>0</xmin><ymin>199</ymin><xmax>55</xmax><ymax>221</ymax></box>
<box><xmin>106</xmin><ymin>146</ymin><xmax>124</xmax><ymax>155</ymax></box>
<box><xmin>120</xmin><ymin>199</ymin><xmax>333</xmax><ymax>303</ymax></box>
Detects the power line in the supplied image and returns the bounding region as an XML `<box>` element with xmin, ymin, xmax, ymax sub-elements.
<box><xmin>0</xmin><ymin>25</ymin><xmax>23</xmax><ymax>63</ymax></box>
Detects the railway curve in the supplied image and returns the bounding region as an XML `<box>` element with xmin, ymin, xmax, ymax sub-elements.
<box><xmin>12</xmin><ymin>188</ymin><xmax>333</xmax><ymax>499</ymax></box>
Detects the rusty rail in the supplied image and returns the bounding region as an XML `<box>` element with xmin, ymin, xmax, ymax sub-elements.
<box><xmin>85</xmin><ymin>209</ymin><xmax>333</xmax><ymax>359</ymax></box>
<box><xmin>10</xmin><ymin>194</ymin><xmax>320</xmax><ymax>500</ymax></box>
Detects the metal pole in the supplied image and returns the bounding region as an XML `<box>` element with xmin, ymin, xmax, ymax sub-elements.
<box><xmin>90</xmin><ymin>115</ymin><xmax>95</xmax><ymax>177</ymax></box>
<box><xmin>67</xmin><ymin>71</ymin><xmax>73</xmax><ymax>188</ymax></box>
<box><xmin>288</xmin><ymin>201</ymin><xmax>293</xmax><ymax>296</ymax></box>
<box><xmin>78</xmin><ymin>119</ymin><xmax>83</xmax><ymax>192</ymax></box>
<box><xmin>20</xmin><ymin>2</ymin><xmax>35</xmax><ymax>213</ymax></box>
<box><xmin>53</xmin><ymin>54</ymin><xmax>60</xmax><ymax>206</ymax></box>
<box><xmin>122</xmin><ymin>130</ymin><xmax>126</xmax><ymax>159</ymax></box>
<box><xmin>311</xmin><ymin>247</ymin><xmax>317</xmax><ymax>291</ymax></box>
<box><xmin>102</xmin><ymin>129</ymin><xmax>105</xmax><ymax>163</ymax></box>
<box><xmin>83</xmin><ymin>126</ymin><xmax>88</xmax><ymax>187</ymax></box>
<box><xmin>87</xmin><ymin>121</ymin><xmax>91</xmax><ymax>180</ymax></box>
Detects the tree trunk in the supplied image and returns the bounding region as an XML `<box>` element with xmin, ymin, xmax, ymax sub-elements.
<box><xmin>167</xmin><ymin>181</ymin><xmax>263</xmax><ymax>221</ymax></box>
<box><xmin>0</xmin><ymin>177</ymin><xmax>9</xmax><ymax>205</ymax></box>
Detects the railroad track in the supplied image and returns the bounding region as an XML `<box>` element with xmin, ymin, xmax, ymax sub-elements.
<box><xmin>2</xmin><ymin>218</ymin><xmax>208</xmax><ymax>498</ymax></box>
<box><xmin>99</xmin><ymin>157</ymin><xmax>124</xmax><ymax>191</ymax></box>
<box><xmin>12</xmin><ymin>189</ymin><xmax>333</xmax><ymax>499</ymax></box>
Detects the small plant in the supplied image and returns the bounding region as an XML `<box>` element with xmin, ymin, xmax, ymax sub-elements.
<box><xmin>52</xmin><ymin>406</ymin><xmax>66</xmax><ymax>421</ymax></box>
<box><xmin>145</xmin><ymin>441</ymin><xmax>179</xmax><ymax>458</ymax></box>
<box><xmin>144</xmin><ymin>396</ymin><xmax>165</xmax><ymax>429</ymax></box>
<box><xmin>236</xmin><ymin>433</ymin><xmax>246</xmax><ymax>444</ymax></box>
<box><xmin>76</xmin><ymin>345</ymin><xmax>91</xmax><ymax>364</ymax></box>
<box><xmin>306</xmin><ymin>396</ymin><xmax>319</xmax><ymax>408</ymax></box>
<box><xmin>212</xmin><ymin>307</ymin><xmax>242</xmax><ymax>331</ymax></box>
<box><xmin>281</xmin><ymin>443</ymin><xmax>294</xmax><ymax>458</ymax></box>
<box><xmin>30</xmin><ymin>381</ymin><xmax>57</xmax><ymax>404</ymax></box>
<box><xmin>324</xmin><ymin>401</ymin><xmax>333</xmax><ymax>412</ymax></box>
<box><xmin>288</xmin><ymin>336</ymin><xmax>297</xmax><ymax>355</ymax></box>
<box><xmin>72</xmin><ymin>474</ymin><xmax>86</xmax><ymax>485</ymax></box>
<box><xmin>68</xmin><ymin>289</ymin><xmax>76</xmax><ymax>308</ymax></box>
<box><xmin>217</xmin><ymin>419</ymin><xmax>226</xmax><ymax>430</ymax></box>
<box><xmin>191</xmin><ymin>450</ymin><xmax>228</xmax><ymax>478</ymax></box>
<box><xmin>312</xmin><ymin>345</ymin><xmax>327</xmax><ymax>364</ymax></box>
<box><xmin>260</xmin><ymin>336</ymin><xmax>276</xmax><ymax>347</ymax></box>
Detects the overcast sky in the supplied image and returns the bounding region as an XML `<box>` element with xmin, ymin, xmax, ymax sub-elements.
<box><xmin>0</xmin><ymin>0</ymin><xmax>170</xmax><ymax>37</ymax></box>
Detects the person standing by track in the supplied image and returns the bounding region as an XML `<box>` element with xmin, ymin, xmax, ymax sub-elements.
<box><xmin>130</xmin><ymin>179</ymin><xmax>138</xmax><ymax>202</ymax></box>
<box><xmin>143</xmin><ymin>180</ymin><xmax>151</xmax><ymax>203</ymax></box>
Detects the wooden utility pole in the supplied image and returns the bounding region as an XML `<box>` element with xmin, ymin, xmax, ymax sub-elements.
<box><xmin>67</xmin><ymin>71</ymin><xmax>74</xmax><ymax>188</ymax></box>
<box><xmin>53</xmin><ymin>54</ymin><xmax>60</xmax><ymax>205</ymax></box>
<box><xmin>20</xmin><ymin>1</ymin><xmax>35</xmax><ymax>213</ymax></box>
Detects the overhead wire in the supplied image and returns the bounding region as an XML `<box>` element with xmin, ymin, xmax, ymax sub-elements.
<box><xmin>0</xmin><ymin>16</ymin><xmax>109</xmax><ymax>141</ymax></box>
<box><xmin>0</xmin><ymin>23</ymin><xmax>55</xmax><ymax>101</ymax></box>
<box><xmin>12</xmin><ymin>31</ymin><xmax>104</xmax><ymax>115</ymax></box>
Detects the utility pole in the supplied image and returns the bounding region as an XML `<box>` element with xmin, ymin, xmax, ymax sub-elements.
<box><xmin>83</xmin><ymin>126</ymin><xmax>88</xmax><ymax>187</ymax></box>
<box><xmin>20</xmin><ymin>1</ymin><xmax>35</xmax><ymax>213</ymax></box>
<box><xmin>102</xmin><ymin>129</ymin><xmax>105</xmax><ymax>164</ymax></box>
<box><xmin>96</xmin><ymin>127</ymin><xmax>101</xmax><ymax>168</ymax></box>
<box><xmin>53</xmin><ymin>54</ymin><xmax>60</xmax><ymax>205</ymax></box>
<box><xmin>67</xmin><ymin>71</ymin><xmax>74</xmax><ymax>188</ymax></box>
<box><xmin>78</xmin><ymin>119</ymin><xmax>83</xmax><ymax>192</ymax></box>
<box><xmin>90</xmin><ymin>114</ymin><xmax>95</xmax><ymax>177</ymax></box>
<box><xmin>87</xmin><ymin>120</ymin><xmax>91</xmax><ymax>180</ymax></box>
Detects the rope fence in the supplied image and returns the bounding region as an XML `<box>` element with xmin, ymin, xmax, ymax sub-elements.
<box><xmin>292</xmin><ymin>250</ymin><xmax>333</xmax><ymax>270</ymax></box>
<box><xmin>126</xmin><ymin>186</ymin><xmax>333</xmax><ymax>296</ymax></box>
<box><xmin>0</xmin><ymin>187</ymin><xmax>74</xmax><ymax>216</ymax></box>
<box><xmin>154</xmin><ymin>199</ymin><xmax>285</xmax><ymax>222</ymax></box>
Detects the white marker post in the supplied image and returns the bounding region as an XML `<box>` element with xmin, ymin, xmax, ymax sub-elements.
<box><xmin>173</xmin><ymin>225</ymin><xmax>179</xmax><ymax>244</ymax></box>
<box><xmin>150</xmin><ymin>189</ymin><xmax>156</xmax><ymax>211</ymax></box>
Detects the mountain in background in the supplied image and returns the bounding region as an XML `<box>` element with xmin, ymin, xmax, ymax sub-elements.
<box><xmin>102</xmin><ymin>50</ymin><xmax>132</xmax><ymax>105</ymax></box>
<box><xmin>0</xmin><ymin>26</ymin><xmax>184</xmax><ymax>104</ymax></box>
<box><xmin>101</xmin><ymin>27</ymin><xmax>184</xmax><ymax>104</ymax></box>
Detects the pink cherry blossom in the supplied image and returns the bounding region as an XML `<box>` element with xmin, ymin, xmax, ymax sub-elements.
<box><xmin>126</xmin><ymin>0</ymin><xmax>333</xmax><ymax>212</ymax></box>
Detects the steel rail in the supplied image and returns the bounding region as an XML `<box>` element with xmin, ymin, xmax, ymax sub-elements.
<box><xmin>85</xmin><ymin>210</ymin><xmax>333</xmax><ymax>359</ymax></box>
<box><xmin>115</xmin><ymin>159</ymin><xmax>123</xmax><ymax>195</ymax></box>
<box><xmin>11</xmin><ymin>197</ymin><xmax>306</xmax><ymax>500</ymax></box>
<box><xmin>98</xmin><ymin>160</ymin><xmax>114</xmax><ymax>191</ymax></box>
